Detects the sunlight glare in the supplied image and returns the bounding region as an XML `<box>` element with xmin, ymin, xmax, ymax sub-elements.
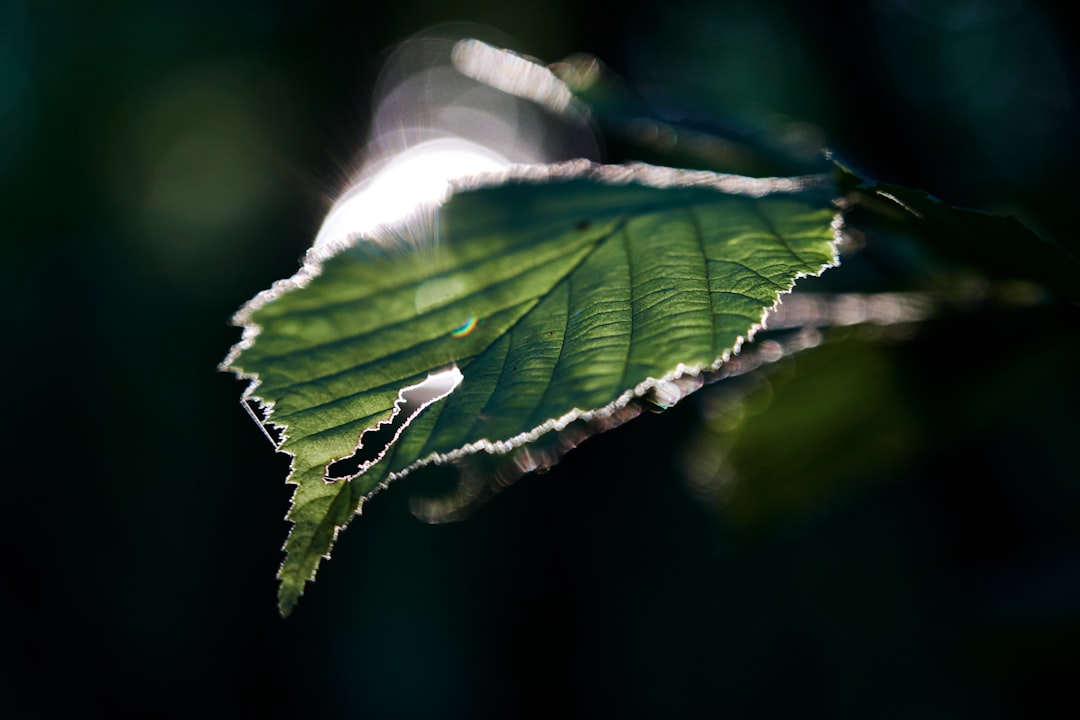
<box><xmin>311</xmin><ymin>28</ymin><xmax>599</xmax><ymax>255</ymax></box>
<box><xmin>313</xmin><ymin>138</ymin><xmax>510</xmax><ymax>251</ymax></box>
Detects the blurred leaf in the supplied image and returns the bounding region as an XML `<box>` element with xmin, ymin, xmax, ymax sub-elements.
<box><xmin>835</xmin><ymin>160</ymin><xmax>1080</xmax><ymax>302</ymax></box>
<box><xmin>685</xmin><ymin>337</ymin><xmax>922</xmax><ymax>530</ymax></box>
<box><xmin>223</xmin><ymin>161</ymin><xmax>839</xmax><ymax>615</ymax></box>
<box><xmin>554</xmin><ymin>53</ymin><xmax>825</xmax><ymax>177</ymax></box>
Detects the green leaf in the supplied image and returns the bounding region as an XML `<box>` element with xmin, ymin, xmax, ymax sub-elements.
<box><xmin>222</xmin><ymin>161</ymin><xmax>840</xmax><ymax>615</ymax></box>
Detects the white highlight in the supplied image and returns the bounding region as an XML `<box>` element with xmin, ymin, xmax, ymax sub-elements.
<box><xmin>313</xmin><ymin>138</ymin><xmax>511</xmax><ymax>251</ymax></box>
<box><xmin>876</xmin><ymin>190</ymin><xmax>925</xmax><ymax>219</ymax></box>
<box><xmin>451</xmin><ymin>39</ymin><xmax>582</xmax><ymax>116</ymax></box>
<box><xmin>311</xmin><ymin>31</ymin><xmax>600</xmax><ymax>258</ymax></box>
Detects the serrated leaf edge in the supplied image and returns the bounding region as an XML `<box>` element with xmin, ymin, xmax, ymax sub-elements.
<box><xmin>219</xmin><ymin>159</ymin><xmax>842</xmax><ymax>612</ymax></box>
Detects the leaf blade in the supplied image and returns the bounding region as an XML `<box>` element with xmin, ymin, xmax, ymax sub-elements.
<box><xmin>223</xmin><ymin>161</ymin><xmax>840</xmax><ymax>614</ymax></box>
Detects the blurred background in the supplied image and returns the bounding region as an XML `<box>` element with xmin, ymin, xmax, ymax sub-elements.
<box><xmin>4</xmin><ymin>0</ymin><xmax>1078</xmax><ymax>716</ymax></box>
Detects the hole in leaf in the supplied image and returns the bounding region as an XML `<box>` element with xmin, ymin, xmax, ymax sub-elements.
<box><xmin>324</xmin><ymin>367</ymin><xmax>463</xmax><ymax>482</ymax></box>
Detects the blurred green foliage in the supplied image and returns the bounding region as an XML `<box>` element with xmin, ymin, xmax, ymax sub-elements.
<box><xmin>4</xmin><ymin>0</ymin><xmax>1078</xmax><ymax>717</ymax></box>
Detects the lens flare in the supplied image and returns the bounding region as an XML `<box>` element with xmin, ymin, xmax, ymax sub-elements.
<box><xmin>450</xmin><ymin>316</ymin><xmax>479</xmax><ymax>337</ymax></box>
<box><xmin>310</xmin><ymin>27</ymin><xmax>600</xmax><ymax>256</ymax></box>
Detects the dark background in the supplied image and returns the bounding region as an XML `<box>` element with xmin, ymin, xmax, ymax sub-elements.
<box><xmin>4</xmin><ymin>0</ymin><xmax>1079</xmax><ymax>716</ymax></box>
